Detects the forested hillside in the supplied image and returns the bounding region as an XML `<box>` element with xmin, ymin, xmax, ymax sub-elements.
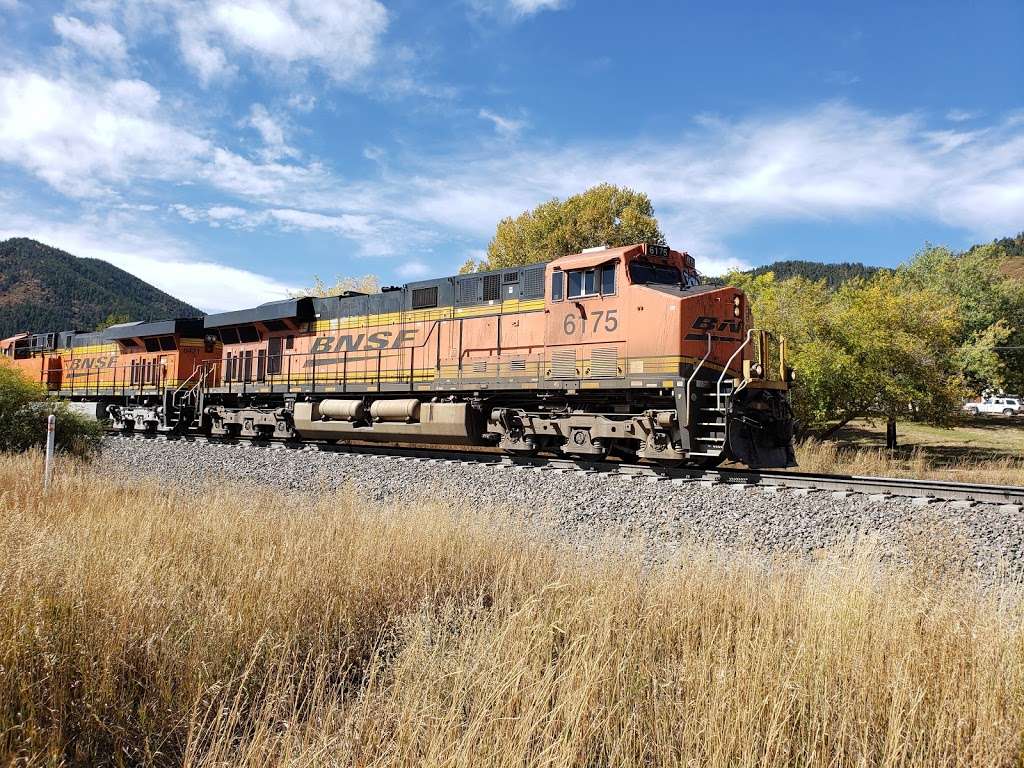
<box><xmin>702</xmin><ymin>260</ymin><xmax>881</xmax><ymax>287</ymax></box>
<box><xmin>984</xmin><ymin>233</ymin><xmax>1024</xmax><ymax>278</ymax></box>
<box><xmin>746</xmin><ymin>260</ymin><xmax>882</xmax><ymax>286</ymax></box>
<box><xmin>0</xmin><ymin>238</ymin><xmax>201</xmax><ymax>338</ymax></box>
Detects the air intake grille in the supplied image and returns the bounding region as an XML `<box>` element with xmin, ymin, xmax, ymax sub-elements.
<box><xmin>551</xmin><ymin>349</ymin><xmax>577</xmax><ymax>379</ymax></box>
<box><xmin>472</xmin><ymin>360</ymin><xmax>488</xmax><ymax>373</ymax></box>
<box><xmin>588</xmin><ymin>347</ymin><xmax>619</xmax><ymax>378</ymax></box>
<box><xmin>458</xmin><ymin>276</ymin><xmax>482</xmax><ymax>304</ymax></box>
<box><xmin>411</xmin><ymin>286</ymin><xmax>438</xmax><ymax>309</ymax></box>
<box><xmin>522</xmin><ymin>267</ymin><xmax>544</xmax><ymax>299</ymax></box>
<box><xmin>508</xmin><ymin>358</ymin><xmax>527</xmax><ymax>372</ymax></box>
<box><xmin>503</xmin><ymin>271</ymin><xmax>520</xmax><ymax>283</ymax></box>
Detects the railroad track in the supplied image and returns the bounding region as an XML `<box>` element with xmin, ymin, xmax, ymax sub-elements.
<box><xmin>109</xmin><ymin>434</ymin><xmax>1024</xmax><ymax>508</ymax></box>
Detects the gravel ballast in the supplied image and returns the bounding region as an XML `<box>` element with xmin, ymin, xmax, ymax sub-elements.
<box><xmin>96</xmin><ymin>436</ymin><xmax>1024</xmax><ymax>578</ymax></box>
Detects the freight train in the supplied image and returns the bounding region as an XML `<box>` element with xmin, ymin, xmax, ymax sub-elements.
<box><xmin>1</xmin><ymin>243</ymin><xmax>796</xmax><ymax>468</ymax></box>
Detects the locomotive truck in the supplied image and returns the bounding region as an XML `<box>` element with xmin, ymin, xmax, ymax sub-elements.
<box><xmin>1</xmin><ymin>243</ymin><xmax>796</xmax><ymax>468</ymax></box>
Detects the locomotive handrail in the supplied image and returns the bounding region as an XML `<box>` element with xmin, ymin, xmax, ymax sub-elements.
<box><xmin>684</xmin><ymin>332</ymin><xmax>713</xmax><ymax>425</ymax></box>
<box><xmin>716</xmin><ymin>329</ymin><xmax>754</xmax><ymax>413</ymax></box>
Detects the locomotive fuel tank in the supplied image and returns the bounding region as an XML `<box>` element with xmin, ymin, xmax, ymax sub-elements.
<box><xmin>293</xmin><ymin>400</ymin><xmax>480</xmax><ymax>444</ymax></box>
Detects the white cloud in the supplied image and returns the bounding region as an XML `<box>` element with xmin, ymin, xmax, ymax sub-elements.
<box><xmin>287</xmin><ymin>92</ymin><xmax>317</xmax><ymax>112</ymax></box>
<box><xmin>170</xmin><ymin>0</ymin><xmax>389</xmax><ymax>85</ymax></box>
<box><xmin>0</xmin><ymin>0</ymin><xmax>19</xmax><ymax>10</ymax></box>
<box><xmin>3</xmin><ymin>64</ymin><xmax>1022</xmax><ymax>279</ymax></box>
<box><xmin>478</xmin><ymin>108</ymin><xmax>525</xmax><ymax>137</ymax></box>
<box><xmin>53</xmin><ymin>14</ymin><xmax>128</xmax><ymax>61</ymax></box>
<box><xmin>169</xmin><ymin>203</ymin><xmax>394</xmax><ymax>253</ymax></box>
<box><xmin>268</xmin><ymin>208</ymin><xmax>380</xmax><ymax>239</ymax></box>
<box><xmin>469</xmin><ymin>0</ymin><xmax>567</xmax><ymax>18</ymax></box>
<box><xmin>946</xmin><ymin>108</ymin><xmax>979</xmax><ymax>123</ymax></box>
<box><xmin>332</xmin><ymin>103</ymin><xmax>1024</xmax><ymax>272</ymax></box>
<box><xmin>246</xmin><ymin>103</ymin><xmax>297</xmax><ymax>159</ymax></box>
<box><xmin>0</xmin><ymin>69</ymin><xmax>326</xmax><ymax>200</ymax></box>
<box><xmin>207</xmin><ymin>204</ymin><xmax>248</xmax><ymax>220</ymax></box>
<box><xmin>0</xmin><ymin>71</ymin><xmax>208</xmax><ymax>197</ymax></box>
<box><xmin>395</xmin><ymin>259</ymin><xmax>429</xmax><ymax>278</ymax></box>
<box><xmin>508</xmin><ymin>0</ymin><xmax>566</xmax><ymax>13</ymax></box>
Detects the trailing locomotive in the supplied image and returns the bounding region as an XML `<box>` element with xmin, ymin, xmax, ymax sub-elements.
<box><xmin>1</xmin><ymin>243</ymin><xmax>796</xmax><ymax>468</ymax></box>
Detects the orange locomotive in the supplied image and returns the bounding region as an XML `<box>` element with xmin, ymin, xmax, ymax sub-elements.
<box><xmin>1</xmin><ymin>243</ymin><xmax>796</xmax><ymax>467</ymax></box>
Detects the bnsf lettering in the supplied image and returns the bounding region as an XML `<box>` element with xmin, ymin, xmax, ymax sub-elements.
<box><xmin>310</xmin><ymin>329</ymin><xmax>417</xmax><ymax>354</ymax></box>
<box><xmin>692</xmin><ymin>316</ymin><xmax>742</xmax><ymax>333</ymax></box>
<box><xmin>68</xmin><ymin>355</ymin><xmax>118</xmax><ymax>371</ymax></box>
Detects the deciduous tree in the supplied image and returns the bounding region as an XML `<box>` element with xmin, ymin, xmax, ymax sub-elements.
<box><xmin>898</xmin><ymin>244</ymin><xmax>1024</xmax><ymax>394</ymax></box>
<box><xmin>465</xmin><ymin>183</ymin><xmax>664</xmax><ymax>272</ymax></box>
<box><xmin>729</xmin><ymin>270</ymin><xmax>965</xmax><ymax>443</ymax></box>
<box><xmin>290</xmin><ymin>275</ymin><xmax>380</xmax><ymax>298</ymax></box>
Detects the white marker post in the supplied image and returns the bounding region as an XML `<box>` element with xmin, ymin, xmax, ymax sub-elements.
<box><xmin>44</xmin><ymin>413</ymin><xmax>55</xmax><ymax>491</ymax></box>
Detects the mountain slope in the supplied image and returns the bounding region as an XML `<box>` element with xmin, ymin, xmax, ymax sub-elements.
<box><xmin>0</xmin><ymin>238</ymin><xmax>202</xmax><ymax>338</ymax></box>
<box><xmin>746</xmin><ymin>260</ymin><xmax>883</xmax><ymax>287</ymax></box>
<box><xmin>702</xmin><ymin>260</ymin><xmax>882</xmax><ymax>287</ymax></box>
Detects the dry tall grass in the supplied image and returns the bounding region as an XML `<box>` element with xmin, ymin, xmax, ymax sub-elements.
<box><xmin>1</xmin><ymin>451</ymin><xmax>1022</xmax><ymax>767</ymax></box>
<box><xmin>796</xmin><ymin>439</ymin><xmax>1024</xmax><ymax>486</ymax></box>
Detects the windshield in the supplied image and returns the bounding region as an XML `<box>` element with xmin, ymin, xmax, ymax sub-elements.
<box><xmin>629</xmin><ymin>260</ymin><xmax>697</xmax><ymax>287</ymax></box>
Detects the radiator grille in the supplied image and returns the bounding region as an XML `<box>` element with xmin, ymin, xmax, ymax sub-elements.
<box><xmin>522</xmin><ymin>266</ymin><xmax>545</xmax><ymax>299</ymax></box>
<box><xmin>550</xmin><ymin>349</ymin><xmax>577</xmax><ymax>379</ymax></box>
<box><xmin>588</xmin><ymin>347</ymin><xmax>619</xmax><ymax>378</ymax></box>
<box><xmin>483</xmin><ymin>274</ymin><xmax>501</xmax><ymax>301</ymax></box>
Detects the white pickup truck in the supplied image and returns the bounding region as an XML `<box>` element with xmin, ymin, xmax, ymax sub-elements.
<box><xmin>963</xmin><ymin>396</ymin><xmax>1022</xmax><ymax>416</ymax></box>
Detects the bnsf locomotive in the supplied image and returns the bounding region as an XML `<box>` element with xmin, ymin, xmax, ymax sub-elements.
<box><xmin>1</xmin><ymin>243</ymin><xmax>796</xmax><ymax>467</ymax></box>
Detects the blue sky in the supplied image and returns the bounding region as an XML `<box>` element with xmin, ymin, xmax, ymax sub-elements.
<box><xmin>0</xmin><ymin>0</ymin><xmax>1021</xmax><ymax>312</ymax></box>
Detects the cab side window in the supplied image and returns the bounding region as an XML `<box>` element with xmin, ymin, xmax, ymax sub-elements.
<box><xmin>566</xmin><ymin>264</ymin><xmax>616</xmax><ymax>300</ymax></box>
<box><xmin>601</xmin><ymin>264</ymin><xmax>615</xmax><ymax>294</ymax></box>
<box><xmin>551</xmin><ymin>271</ymin><xmax>564</xmax><ymax>302</ymax></box>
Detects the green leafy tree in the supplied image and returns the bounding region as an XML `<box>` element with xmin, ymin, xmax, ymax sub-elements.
<box><xmin>466</xmin><ymin>183</ymin><xmax>664</xmax><ymax>272</ymax></box>
<box><xmin>898</xmin><ymin>244</ymin><xmax>1024</xmax><ymax>394</ymax></box>
<box><xmin>729</xmin><ymin>271</ymin><xmax>965</xmax><ymax>444</ymax></box>
<box><xmin>0</xmin><ymin>363</ymin><xmax>102</xmax><ymax>457</ymax></box>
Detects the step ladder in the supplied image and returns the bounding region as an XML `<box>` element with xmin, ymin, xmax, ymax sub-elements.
<box><xmin>688</xmin><ymin>380</ymin><xmax>732</xmax><ymax>457</ymax></box>
<box><xmin>162</xmin><ymin>363</ymin><xmax>213</xmax><ymax>431</ymax></box>
<box><xmin>684</xmin><ymin>329</ymin><xmax>754</xmax><ymax>459</ymax></box>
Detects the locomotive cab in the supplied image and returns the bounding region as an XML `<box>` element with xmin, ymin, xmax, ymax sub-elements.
<box><xmin>538</xmin><ymin>243</ymin><xmax>795</xmax><ymax>468</ymax></box>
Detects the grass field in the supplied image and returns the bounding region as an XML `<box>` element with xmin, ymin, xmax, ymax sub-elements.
<box><xmin>790</xmin><ymin>417</ymin><xmax>1024</xmax><ymax>485</ymax></box>
<box><xmin>1</xmin><ymin>451</ymin><xmax>1022</xmax><ymax>767</ymax></box>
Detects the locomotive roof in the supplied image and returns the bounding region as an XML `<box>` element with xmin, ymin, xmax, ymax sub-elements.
<box><xmin>548</xmin><ymin>244</ymin><xmax>642</xmax><ymax>271</ymax></box>
<box><xmin>103</xmin><ymin>317</ymin><xmax>205</xmax><ymax>341</ymax></box>
<box><xmin>204</xmin><ymin>296</ymin><xmax>315</xmax><ymax>329</ymax></box>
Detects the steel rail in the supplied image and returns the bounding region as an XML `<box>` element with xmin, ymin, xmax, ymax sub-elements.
<box><xmin>108</xmin><ymin>433</ymin><xmax>1024</xmax><ymax>507</ymax></box>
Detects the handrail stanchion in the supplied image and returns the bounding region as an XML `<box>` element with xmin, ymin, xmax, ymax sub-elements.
<box><xmin>716</xmin><ymin>329</ymin><xmax>754</xmax><ymax>414</ymax></box>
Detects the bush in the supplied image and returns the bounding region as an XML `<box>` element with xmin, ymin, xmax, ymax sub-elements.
<box><xmin>0</xmin><ymin>363</ymin><xmax>103</xmax><ymax>458</ymax></box>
